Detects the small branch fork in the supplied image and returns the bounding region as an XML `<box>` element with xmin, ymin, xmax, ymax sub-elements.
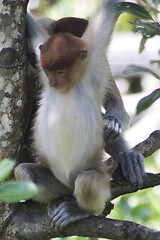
<box><xmin>1</xmin><ymin>130</ymin><xmax>160</xmax><ymax>240</ymax></box>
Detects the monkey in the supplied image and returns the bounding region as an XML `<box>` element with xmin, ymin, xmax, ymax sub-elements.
<box><xmin>15</xmin><ymin>0</ymin><xmax>146</xmax><ymax>230</ymax></box>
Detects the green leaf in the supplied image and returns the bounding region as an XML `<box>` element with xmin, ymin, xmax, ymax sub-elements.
<box><xmin>140</xmin><ymin>36</ymin><xmax>147</xmax><ymax>53</ymax></box>
<box><xmin>124</xmin><ymin>65</ymin><xmax>160</xmax><ymax>80</ymax></box>
<box><xmin>137</xmin><ymin>89</ymin><xmax>160</xmax><ymax>113</ymax></box>
<box><xmin>0</xmin><ymin>181</ymin><xmax>38</xmax><ymax>203</ymax></box>
<box><xmin>0</xmin><ymin>159</ymin><xmax>15</xmax><ymax>182</ymax></box>
<box><xmin>131</xmin><ymin>20</ymin><xmax>160</xmax><ymax>38</ymax></box>
<box><xmin>115</xmin><ymin>2</ymin><xmax>153</xmax><ymax>20</ymax></box>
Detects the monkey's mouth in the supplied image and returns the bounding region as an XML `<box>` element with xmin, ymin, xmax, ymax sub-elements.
<box><xmin>48</xmin><ymin>76</ymin><xmax>69</xmax><ymax>91</ymax></box>
<box><xmin>49</xmin><ymin>78</ymin><xmax>58</xmax><ymax>87</ymax></box>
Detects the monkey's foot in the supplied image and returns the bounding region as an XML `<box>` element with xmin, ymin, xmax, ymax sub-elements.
<box><xmin>117</xmin><ymin>152</ymin><xmax>146</xmax><ymax>187</ymax></box>
<box><xmin>48</xmin><ymin>196</ymin><xmax>89</xmax><ymax>230</ymax></box>
<box><xmin>103</xmin><ymin>115</ymin><xmax>122</xmax><ymax>141</ymax></box>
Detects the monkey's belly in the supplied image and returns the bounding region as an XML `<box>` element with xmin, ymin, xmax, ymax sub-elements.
<box><xmin>35</xmin><ymin>94</ymin><xmax>103</xmax><ymax>188</ymax></box>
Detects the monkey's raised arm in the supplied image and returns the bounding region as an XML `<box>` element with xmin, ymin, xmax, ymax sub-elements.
<box><xmin>82</xmin><ymin>0</ymin><xmax>119</xmax><ymax>57</ymax></box>
<box><xmin>84</xmin><ymin>1</ymin><xmax>146</xmax><ymax>186</ymax></box>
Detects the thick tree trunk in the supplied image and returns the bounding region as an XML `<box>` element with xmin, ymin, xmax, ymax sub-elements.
<box><xmin>0</xmin><ymin>0</ymin><xmax>28</xmax><ymax>161</ymax></box>
<box><xmin>0</xmin><ymin>0</ymin><xmax>36</xmax><ymax>236</ymax></box>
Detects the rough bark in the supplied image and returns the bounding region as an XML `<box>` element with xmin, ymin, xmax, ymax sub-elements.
<box><xmin>133</xmin><ymin>130</ymin><xmax>160</xmax><ymax>157</ymax></box>
<box><xmin>0</xmin><ymin>0</ymin><xmax>38</xmax><ymax>238</ymax></box>
<box><xmin>1</xmin><ymin>207</ymin><xmax>160</xmax><ymax>240</ymax></box>
<box><xmin>0</xmin><ymin>0</ymin><xmax>28</xmax><ymax>235</ymax></box>
<box><xmin>0</xmin><ymin>0</ymin><xmax>28</xmax><ymax>161</ymax></box>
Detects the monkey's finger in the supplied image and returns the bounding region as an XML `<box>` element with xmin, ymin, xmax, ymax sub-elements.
<box><xmin>51</xmin><ymin>202</ymin><xmax>65</xmax><ymax>217</ymax></box>
<box><xmin>53</xmin><ymin>208</ymin><xmax>70</xmax><ymax>230</ymax></box>
<box><xmin>53</xmin><ymin>210</ymin><xmax>66</xmax><ymax>224</ymax></box>
<box><xmin>49</xmin><ymin>202</ymin><xmax>67</xmax><ymax>229</ymax></box>
<box><xmin>54</xmin><ymin>211</ymin><xmax>69</xmax><ymax>227</ymax></box>
<box><xmin>127</xmin><ymin>157</ymin><xmax>138</xmax><ymax>186</ymax></box>
<box><xmin>115</xmin><ymin>121</ymin><xmax>122</xmax><ymax>135</ymax></box>
<box><xmin>104</xmin><ymin>118</ymin><xmax>122</xmax><ymax>141</ymax></box>
<box><xmin>103</xmin><ymin>118</ymin><xmax>110</xmax><ymax>127</ymax></box>
<box><xmin>104</xmin><ymin>120</ymin><xmax>114</xmax><ymax>133</ymax></box>
<box><xmin>52</xmin><ymin>203</ymin><xmax>67</xmax><ymax>221</ymax></box>
<box><xmin>130</xmin><ymin>153</ymin><xmax>145</xmax><ymax>187</ymax></box>
<box><xmin>111</xmin><ymin>122</ymin><xmax>122</xmax><ymax>141</ymax></box>
<box><xmin>121</xmin><ymin>152</ymin><xmax>137</xmax><ymax>186</ymax></box>
<box><xmin>132</xmin><ymin>157</ymin><xmax>143</xmax><ymax>188</ymax></box>
<box><xmin>118</xmin><ymin>152</ymin><xmax>129</xmax><ymax>181</ymax></box>
<box><xmin>137</xmin><ymin>154</ymin><xmax>146</xmax><ymax>178</ymax></box>
<box><xmin>105</xmin><ymin>126</ymin><xmax>117</xmax><ymax>140</ymax></box>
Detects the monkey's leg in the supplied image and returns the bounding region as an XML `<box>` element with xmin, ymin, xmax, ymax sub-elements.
<box><xmin>49</xmin><ymin>170</ymin><xmax>110</xmax><ymax>230</ymax></box>
<box><xmin>15</xmin><ymin>163</ymin><xmax>72</xmax><ymax>203</ymax></box>
<box><xmin>74</xmin><ymin>170</ymin><xmax>110</xmax><ymax>214</ymax></box>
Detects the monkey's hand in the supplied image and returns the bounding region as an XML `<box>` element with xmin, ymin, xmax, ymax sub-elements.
<box><xmin>103</xmin><ymin>114</ymin><xmax>122</xmax><ymax>141</ymax></box>
<box><xmin>48</xmin><ymin>196</ymin><xmax>89</xmax><ymax>231</ymax></box>
<box><xmin>115</xmin><ymin>152</ymin><xmax>146</xmax><ymax>187</ymax></box>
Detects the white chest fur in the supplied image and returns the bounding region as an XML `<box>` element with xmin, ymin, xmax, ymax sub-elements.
<box><xmin>34</xmin><ymin>84</ymin><xmax>103</xmax><ymax>187</ymax></box>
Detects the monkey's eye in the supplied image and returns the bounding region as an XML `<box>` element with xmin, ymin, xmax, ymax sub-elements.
<box><xmin>39</xmin><ymin>45</ymin><xmax>43</xmax><ymax>50</ymax></box>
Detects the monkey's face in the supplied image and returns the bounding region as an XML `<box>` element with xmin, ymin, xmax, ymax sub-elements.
<box><xmin>39</xmin><ymin>33</ymin><xmax>87</xmax><ymax>91</ymax></box>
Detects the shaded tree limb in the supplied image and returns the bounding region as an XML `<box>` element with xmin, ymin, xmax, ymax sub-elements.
<box><xmin>110</xmin><ymin>172</ymin><xmax>160</xmax><ymax>200</ymax></box>
<box><xmin>133</xmin><ymin>130</ymin><xmax>160</xmax><ymax>157</ymax></box>
<box><xmin>1</xmin><ymin>131</ymin><xmax>160</xmax><ymax>240</ymax></box>
<box><xmin>1</xmin><ymin>198</ymin><xmax>160</xmax><ymax>240</ymax></box>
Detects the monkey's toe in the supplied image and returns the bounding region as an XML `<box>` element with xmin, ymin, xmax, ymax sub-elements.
<box><xmin>48</xmin><ymin>197</ymin><xmax>89</xmax><ymax>230</ymax></box>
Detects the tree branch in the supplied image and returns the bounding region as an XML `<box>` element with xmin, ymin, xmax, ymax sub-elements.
<box><xmin>1</xmin><ymin>131</ymin><xmax>160</xmax><ymax>240</ymax></box>
<box><xmin>1</xmin><ymin>203</ymin><xmax>160</xmax><ymax>240</ymax></box>
<box><xmin>133</xmin><ymin>130</ymin><xmax>160</xmax><ymax>157</ymax></box>
<box><xmin>110</xmin><ymin>173</ymin><xmax>160</xmax><ymax>200</ymax></box>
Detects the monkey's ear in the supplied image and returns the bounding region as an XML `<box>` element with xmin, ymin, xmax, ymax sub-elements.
<box><xmin>78</xmin><ymin>50</ymin><xmax>87</xmax><ymax>60</ymax></box>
